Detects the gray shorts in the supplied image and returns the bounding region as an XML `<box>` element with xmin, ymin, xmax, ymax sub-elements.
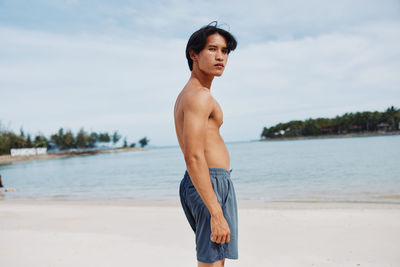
<box><xmin>179</xmin><ymin>168</ymin><xmax>238</xmax><ymax>263</ymax></box>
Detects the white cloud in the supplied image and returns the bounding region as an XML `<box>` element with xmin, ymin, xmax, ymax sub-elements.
<box><xmin>1</xmin><ymin>1</ymin><xmax>400</xmax><ymax>145</ymax></box>
<box><xmin>214</xmin><ymin>21</ymin><xmax>400</xmax><ymax>140</ymax></box>
<box><xmin>0</xmin><ymin>27</ymin><xmax>188</xmax><ymax>145</ymax></box>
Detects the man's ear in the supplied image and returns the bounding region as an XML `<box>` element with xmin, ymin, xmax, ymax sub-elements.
<box><xmin>189</xmin><ymin>50</ymin><xmax>197</xmax><ymax>61</ymax></box>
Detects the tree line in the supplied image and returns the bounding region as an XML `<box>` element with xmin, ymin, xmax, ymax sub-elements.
<box><xmin>0</xmin><ymin>125</ymin><xmax>149</xmax><ymax>155</ymax></box>
<box><xmin>261</xmin><ymin>106</ymin><xmax>400</xmax><ymax>139</ymax></box>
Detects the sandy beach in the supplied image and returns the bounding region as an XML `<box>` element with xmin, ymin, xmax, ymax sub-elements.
<box><xmin>1</xmin><ymin>200</ymin><xmax>399</xmax><ymax>267</ymax></box>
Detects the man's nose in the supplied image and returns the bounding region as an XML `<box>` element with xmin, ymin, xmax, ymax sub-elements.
<box><xmin>216</xmin><ymin>50</ymin><xmax>224</xmax><ymax>60</ymax></box>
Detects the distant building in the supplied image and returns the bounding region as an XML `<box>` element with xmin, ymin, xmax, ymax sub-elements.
<box><xmin>10</xmin><ymin>147</ymin><xmax>47</xmax><ymax>157</ymax></box>
<box><xmin>349</xmin><ymin>125</ymin><xmax>362</xmax><ymax>133</ymax></box>
<box><xmin>320</xmin><ymin>127</ymin><xmax>335</xmax><ymax>134</ymax></box>
<box><xmin>377</xmin><ymin>123</ymin><xmax>389</xmax><ymax>132</ymax></box>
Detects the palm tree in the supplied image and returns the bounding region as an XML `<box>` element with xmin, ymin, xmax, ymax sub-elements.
<box><xmin>139</xmin><ymin>137</ymin><xmax>149</xmax><ymax>148</ymax></box>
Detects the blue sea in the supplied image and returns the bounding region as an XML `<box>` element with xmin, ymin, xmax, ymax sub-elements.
<box><xmin>1</xmin><ymin>135</ymin><xmax>399</xmax><ymax>203</ymax></box>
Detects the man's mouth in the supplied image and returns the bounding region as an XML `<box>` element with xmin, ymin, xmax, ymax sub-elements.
<box><xmin>215</xmin><ymin>64</ymin><xmax>224</xmax><ymax>68</ymax></box>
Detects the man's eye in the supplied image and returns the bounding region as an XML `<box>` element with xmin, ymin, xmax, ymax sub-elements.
<box><xmin>209</xmin><ymin>47</ymin><xmax>216</xmax><ymax>51</ymax></box>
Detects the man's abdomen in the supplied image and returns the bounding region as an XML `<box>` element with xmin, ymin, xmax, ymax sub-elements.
<box><xmin>204</xmin><ymin>135</ymin><xmax>230</xmax><ymax>170</ymax></box>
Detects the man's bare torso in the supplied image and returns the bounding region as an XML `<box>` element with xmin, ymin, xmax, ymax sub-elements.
<box><xmin>174</xmin><ymin>85</ymin><xmax>230</xmax><ymax>170</ymax></box>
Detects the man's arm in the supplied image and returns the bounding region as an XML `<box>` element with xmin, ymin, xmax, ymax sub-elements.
<box><xmin>182</xmin><ymin>89</ymin><xmax>230</xmax><ymax>244</ymax></box>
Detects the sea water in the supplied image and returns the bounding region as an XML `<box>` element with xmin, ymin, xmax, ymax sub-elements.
<box><xmin>1</xmin><ymin>135</ymin><xmax>399</xmax><ymax>203</ymax></box>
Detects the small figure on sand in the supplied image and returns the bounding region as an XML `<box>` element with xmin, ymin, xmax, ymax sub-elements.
<box><xmin>0</xmin><ymin>174</ymin><xmax>16</xmax><ymax>193</ymax></box>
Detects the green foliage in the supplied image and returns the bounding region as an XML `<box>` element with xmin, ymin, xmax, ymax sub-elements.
<box><xmin>261</xmin><ymin>106</ymin><xmax>400</xmax><ymax>139</ymax></box>
<box><xmin>90</xmin><ymin>132</ymin><xmax>98</xmax><ymax>145</ymax></box>
<box><xmin>34</xmin><ymin>134</ymin><xmax>47</xmax><ymax>147</ymax></box>
<box><xmin>26</xmin><ymin>134</ymin><xmax>32</xmax><ymax>147</ymax></box>
<box><xmin>0</xmin><ymin>131</ymin><xmax>20</xmax><ymax>154</ymax></box>
<box><xmin>76</xmin><ymin>128</ymin><xmax>87</xmax><ymax>148</ymax></box>
<box><xmin>50</xmin><ymin>128</ymin><xmax>65</xmax><ymax>148</ymax></box>
<box><xmin>0</xmin><ymin>124</ymin><xmax>141</xmax><ymax>155</ymax></box>
<box><xmin>75</xmin><ymin>128</ymin><xmax>97</xmax><ymax>148</ymax></box>
<box><xmin>63</xmin><ymin>130</ymin><xmax>75</xmax><ymax>149</ymax></box>
<box><xmin>112</xmin><ymin>131</ymin><xmax>121</xmax><ymax>144</ymax></box>
<box><xmin>139</xmin><ymin>137</ymin><xmax>149</xmax><ymax>148</ymax></box>
<box><xmin>303</xmin><ymin>119</ymin><xmax>319</xmax><ymax>136</ymax></box>
<box><xmin>98</xmin><ymin>132</ymin><xmax>110</xmax><ymax>142</ymax></box>
<box><xmin>123</xmin><ymin>137</ymin><xmax>128</xmax><ymax>148</ymax></box>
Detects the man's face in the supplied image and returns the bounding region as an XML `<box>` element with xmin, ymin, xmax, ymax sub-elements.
<box><xmin>194</xmin><ymin>33</ymin><xmax>228</xmax><ymax>77</ymax></box>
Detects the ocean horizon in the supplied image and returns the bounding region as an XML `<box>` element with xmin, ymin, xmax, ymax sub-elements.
<box><xmin>1</xmin><ymin>135</ymin><xmax>399</xmax><ymax>204</ymax></box>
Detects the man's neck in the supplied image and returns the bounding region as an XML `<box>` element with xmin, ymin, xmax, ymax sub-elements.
<box><xmin>190</xmin><ymin>67</ymin><xmax>214</xmax><ymax>89</ymax></box>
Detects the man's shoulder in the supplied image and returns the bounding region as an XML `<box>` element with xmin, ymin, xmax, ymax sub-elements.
<box><xmin>182</xmin><ymin>85</ymin><xmax>214</xmax><ymax>110</ymax></box>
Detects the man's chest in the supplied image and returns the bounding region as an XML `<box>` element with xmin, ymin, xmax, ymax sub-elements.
<box><xmin>209</xmin><ymin>100</ymin><xmax>223</xmax><ymax>127</ymax></box>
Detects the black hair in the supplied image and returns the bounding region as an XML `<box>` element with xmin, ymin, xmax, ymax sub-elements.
<box><xmin>186</xmin><ymin>21</ymin><xmax>237</xmax><ymax>71</ymax></box>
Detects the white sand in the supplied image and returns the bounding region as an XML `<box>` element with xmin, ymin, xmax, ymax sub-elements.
<box><xmin>1</xmin><ymin>201</ymin><xmax>399</xmax><ymax>267</ymax></box>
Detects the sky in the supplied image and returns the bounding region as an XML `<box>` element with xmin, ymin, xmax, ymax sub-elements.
<box><xmin>1</xmin><ymin>0</ymin><xmax>399</xmax><ymax>146</ymax></box>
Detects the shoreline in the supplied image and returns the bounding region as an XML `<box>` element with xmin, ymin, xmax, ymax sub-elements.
<box><xmin>2</xmin><ymin>190</ymin><xmax>400</xmax><ymax>207</ymax></box>
<box><xmin>260</xmin><ymin>130</ymin><xmax>400</xmax><ymax>141</ymax></box>
<box><xmin>0</xmin><ymin>147</ymin><xmax>147</xmax><ymax>166</ymax></box>
<box><xmin>1</xmin><ymin>198</ymin><xmax>400</xmax><ymax>210</ymax></box>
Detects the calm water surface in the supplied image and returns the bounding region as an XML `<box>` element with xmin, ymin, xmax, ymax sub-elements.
<box><xmin>1</xmin><ymin>135</ymin><xmax>399</xmax><ymax>203</ymax></box>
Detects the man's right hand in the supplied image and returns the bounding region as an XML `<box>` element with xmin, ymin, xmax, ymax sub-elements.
<box><xmin>210</xmin><ymin>211</ymin><xmax>231</xmax><ymax>244</ymax></box>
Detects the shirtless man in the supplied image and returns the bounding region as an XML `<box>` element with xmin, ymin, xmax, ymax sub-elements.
<box><xmin>174</xmin><ymin>23</ymin><xmax>238</xmax><ymax>266</ymax></box>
